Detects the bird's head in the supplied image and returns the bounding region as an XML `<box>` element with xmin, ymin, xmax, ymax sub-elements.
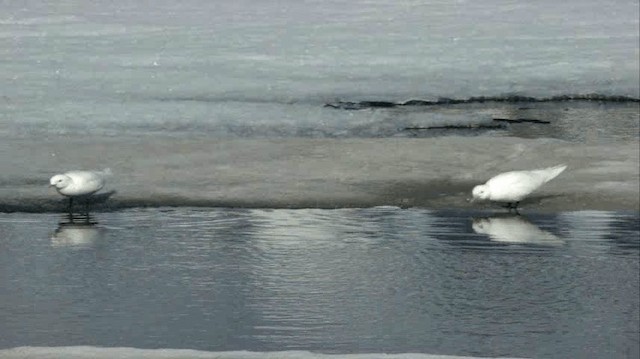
<box><xmin>49</xmin><ymin>174</ymin><xmax>71</xmax><ymax>189</ymax></box>
<box><xmin>472</xmin><ymin>184</ymin><xmax>490</xmax><ymax>201</ymax></box>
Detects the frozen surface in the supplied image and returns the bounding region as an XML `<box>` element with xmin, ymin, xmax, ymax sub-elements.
<box><xmin>0</xmin><ymin>0</ymin><xmax>638</xmax><ymax>136</ymax></box>
<box><xmin>0</xmin><ymin>0</ymin><xmax>638</xmax><ymax>212</ymax></box>
<box><xmin>1</xmin><ymin>134</ymin><xmax>637</xmax><ymax>212</ymax></box>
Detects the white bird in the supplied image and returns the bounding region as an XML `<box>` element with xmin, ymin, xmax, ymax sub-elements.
<box><xmin>49</xmin><ymin>169</ymin><xmax>111</xmax><ymax>213</ymax></box>
<box><xmin>472</xmin><ymin>164</ymin><xmax>567</xmax><ymax>210</ymax></box>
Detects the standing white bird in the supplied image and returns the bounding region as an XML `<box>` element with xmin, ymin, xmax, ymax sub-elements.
<box><xmin>49</xmin><ymin>169</ymin><xmax>111</xmax><ymax>214</ymax></box>
<box><xmin>472</xmin><ymin>164</ymin><xmax>567</xmax><ymax>211</ymax></box>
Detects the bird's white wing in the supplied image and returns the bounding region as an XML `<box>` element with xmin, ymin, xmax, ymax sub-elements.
<box><xmin>486</xmin><ymin>170</ymin><xmax>547</xmax><ymax>202</ymax></box>
<box><xmin>65</xmin><ymin>170</ymin><xmax>106</xmax><ymax>194</ymax></box>
<box><xmin>529</xmin><ymin>165</ymin><xmax>567</xmax><ymax>183</ymax></box>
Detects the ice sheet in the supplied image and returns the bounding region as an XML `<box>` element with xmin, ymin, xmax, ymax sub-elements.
<box><xmin>0</xmin><ymin>136</ymin><xmax>637</xmax><ymax>212</ymax></box>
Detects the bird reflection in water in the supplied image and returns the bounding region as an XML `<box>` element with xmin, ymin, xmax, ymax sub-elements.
<box><xmin>472</xmin><ymin>214</ymin><xmax>565</xmax><ymax>246</ymax></box>
<box><xmin>51</xmin><ymin>214</ymin><xmax>103</xmax><ymax>248</ymax></box>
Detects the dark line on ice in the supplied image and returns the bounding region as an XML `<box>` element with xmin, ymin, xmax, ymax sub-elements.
<box><xmin>404</xmin><ymin>124</ymin><xmax>507</xmax><ymax>130</ymax></box>
<box><xmin>492</xmin><ymin>118</ymin><xmax>552</xmax><ymax>124</ymax></box>
<box><xmin>325</xmin><ymin>94</ymin><xmax>640</xmax><ymax>110</ymax></box>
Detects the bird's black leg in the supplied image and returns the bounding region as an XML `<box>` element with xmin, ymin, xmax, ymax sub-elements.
<box><xmin>511</xmin><ymin>202</ymin><xmax>520</xmax><ymax>215</ymax></box>
<box><xmin>503</xmin><ymin>202</ymin><xmax>521</xmax><ymax>215</ymax></box>
<box><xmin>68</xmin><ymin>197</ymin><xmax>74</xmax><ymax>216</ymax></box>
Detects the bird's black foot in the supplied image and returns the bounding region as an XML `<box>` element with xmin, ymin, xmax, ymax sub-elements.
<box><xmin>502</xmin><ymin>202</ymin><xmax>520</xmax><ymax>214</ymax></box>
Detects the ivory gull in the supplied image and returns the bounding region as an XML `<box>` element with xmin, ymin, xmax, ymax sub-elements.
<box><xmin>472</xmin><ymin>165</ymin><xmax>567</xmax><ymax>210</ymax></box>
<box><xmin>49</xmin><ymin>169</ymin><xmax>111</xmax><ymax>213</ymax></box>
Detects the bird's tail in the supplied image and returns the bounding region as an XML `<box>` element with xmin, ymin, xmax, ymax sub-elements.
<box><xmin>101</xmin><ymin>168</ymin><xmax>113</xmax><ymax>176</ymax></box>
<box><xmin>539</xmin><ymin>164</ymin><xmax>567</xmax><ymax>183</ymax></box>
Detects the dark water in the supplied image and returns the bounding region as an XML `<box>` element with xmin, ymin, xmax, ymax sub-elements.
<box><xmin>0</xmin><ymin>207</ymin><xmax>638</xmax><ymax>358</ymax></box>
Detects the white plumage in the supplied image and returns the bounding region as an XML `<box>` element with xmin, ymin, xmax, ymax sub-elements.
<box><xmin>49</xmin><ymin>169</ymin><xmax>112</xmax><ymax>213</ymax></box>
<box><xmin>472</xmin><ymin>165</ymin><xmax>567</xmax><ymax>208</ymax></box>
<box><xmin>50</xmin><ymin>170</ymin><xmax>109</xmax><ymax>197</ymax></box>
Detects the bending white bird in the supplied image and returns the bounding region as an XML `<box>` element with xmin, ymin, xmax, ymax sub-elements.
<box><xmin>472</xmin><ymin>164</ymin><xmax>566</xmax><ymax>210</ymax></box>
<box><xmin>49</xmin><ymin>169</ymin><xmax>111</xmax><ymax>213</ymax></box>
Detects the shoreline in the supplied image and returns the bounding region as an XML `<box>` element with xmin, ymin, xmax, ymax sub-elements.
<box><xmin>1</xmin><ymin>190</ymin><xmax>637</xmax><ymax>213</ymax></box>
<box><xmin>1</xmin><ymin>136</ymin><xmax>637</xmax><ymax>213</ymax></box>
